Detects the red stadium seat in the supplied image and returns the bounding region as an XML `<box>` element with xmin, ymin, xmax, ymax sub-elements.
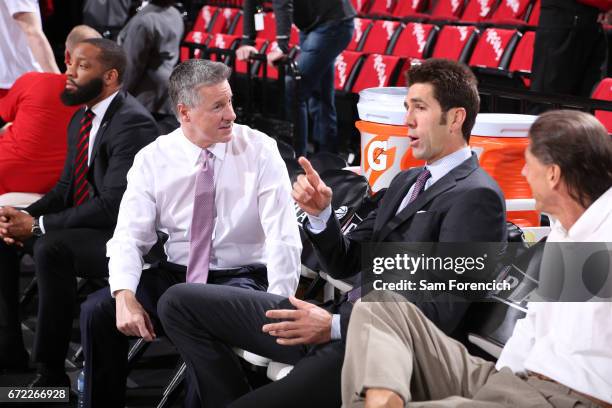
<box><xmin>527</xmin><ymin>0</ymin><xmax>540</xmax><ymax>26</ymax></box>
<box><xmin>347</xmin><ymin>18</ymin><xmax>373</xmax><ymax>51</ymax></box>
<box><xmin>592</xmin><ymin>78</ymin><xmax>612</xmax><ymax>134</ymax></box>
<box><xmin>489</xmin><ymin>0</ymin><xmax>533</xmax><ymax>25</ymax></box>
<box><xmin>193</xmin><ymin>5</ymin><xmax>218</xmax><ymax>32</ymax></box>
<box><xmin>393</xmin><ymin>0</ymin><xmax>428</xmax><ymax>18</ymax></box>
<box><xmin>368</xmin><ymin>0</ymin><xmax>397</xmax><ymax>16</ymax></box>
<box><xmin>258</xmin><ymin>12</ymin><xmax>277</xmax><ymax>41</ymax></box>
<box><xmin>508</xmin><ymin>31</ymin><xmax>535</xmax><ymax>86</ymax></box>
<box><xmin>206</xmin><ymin>33</ymin><xmax>241</xmax><ymax>64</ymax></box>
<box><xmin>469</xmin><ymin>28</ymin><xmax>519</xmax><ymax>70</ymax></box>
<box><xmin>389</xmin><ymin>22</ymin><xmax>437</xmax><ymax>59</ymax></box>
<box><xmin>461</xmin><ymin>0</ymin><xmax>497</xmax><ymax>23</ymax></box>
<box><xmin>350</xmin><ymin>0</ymin><xmax>371</xmax><ymax>14</ymax></box>
<box><xmin>335</xmin><ymin>50</ymin><xmax>366</xmax><ymax>91</ymax></box>
<box><xmin>180</xmin><ymin>31</ymin><xmax>209</xmax><ymax>61</ymax></box>
<box><xmin>431</xmin><ymin>25</ymin><xmax>479</xmax><ymax>63</ymax></box>
<box><xmin>360</xmin><ymin>20</ymin><xmax>401</xmax><ymax>54</ymax></box>
<box><xmin>208</xmin><ymin>7</ymin><xmax>241</xmax><ymax>34</ymax></box>
<box><xmin>350</xmin><ymin>53</ymin><xmax>402</xmax><ymax>93</ymax></box>
<box><xmin>231</xmin><ymin>12</ymin><xmax>243</xmax><ymax>36</ymax></box>
<box><xmin>429</xmin><ymin>0</ymin><xmax>467</xmax><ymax>21</ymax></box>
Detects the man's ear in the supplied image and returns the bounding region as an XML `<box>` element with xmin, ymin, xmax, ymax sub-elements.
<box><xmin>449</xmin><ymin>107</ymin><xmax>466</xmax><ymax>136</ymax></box>
<box><xmin>64</xmin><ymin>50</ymin><xmax>70</xmax><ymax>68</ymax></box>
<box><xmin>104</xmin><ymin>69</ymin><xmax>120</xmax><ymax>86</ymax></box>
<box><xmin>176</xmin><ymin>103</ymin><xmax>190</xmax><ymax>123</ymax></box>
<box><xmin>547</xmin><ymin>164</ymin><xmax>562</xmax><ymax>190</ymax></box>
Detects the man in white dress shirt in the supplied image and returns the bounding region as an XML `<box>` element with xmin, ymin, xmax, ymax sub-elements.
<box><xmin>340</xmin><ymin>110</ymin><xmax>612</xmax><ymax>408</ymax></box>
<box><xmin>79</xmin><ymin>59</ymin><xmax>302</xmax><ymax>407</ymax></box>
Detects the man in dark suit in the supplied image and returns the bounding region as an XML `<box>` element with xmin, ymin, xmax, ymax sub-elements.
<box><xmin>0</xmin><ymin>38</ymin><xmax>158</xmax><ymax>386</ymax></box>
<box><xmin>157</xmin><ymin>59</ymin><xmax>507</xmax><ymax>407</ymax></box>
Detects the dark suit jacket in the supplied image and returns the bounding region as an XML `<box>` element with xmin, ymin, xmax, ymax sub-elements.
<box><xmin>305</xmin><ymin>154</ymin><xmax>507</xmax><ymax>341</ymax></box>
<box><xmin>26</xmin><ymin>91</ymin><xmax>158</xmax><ymax>231</ymax></box>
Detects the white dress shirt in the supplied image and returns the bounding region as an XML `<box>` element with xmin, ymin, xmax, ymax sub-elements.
<box><xmin>0</xmin><ymin>0</ymin><xmax>42</xmax><ymax>88</ymax></box>
<box><xmin>497</xmin><ymin>186</ymin><xmax>612</xmax><ymax>404</ymax></box>
<box><xmin>39</xmin><ymin>91</ymin><xmax>119</xmax><ymax>233</ymax></box>
<box><xmin>107</xmin><ymin>124</ymin><xmax>302</xmax><ymax>297</ymax></box>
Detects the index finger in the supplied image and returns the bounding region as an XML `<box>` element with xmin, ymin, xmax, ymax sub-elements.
<box><xmin>265</xmin><ymin>308</ymin><xmax>299</xmax><ymax>320</ymax></box>
<box><xmin>297</xmin><ymin>157</ymin><xmax>322</xmax><ymax>185</ymax></box>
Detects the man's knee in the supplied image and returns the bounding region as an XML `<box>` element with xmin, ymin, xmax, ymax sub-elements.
<box><xmin>80</xmin><ymin>289</ymin><xmax>115</xmax><ymax>331</ymax></box>
<box><xmin>32</xmin><ymin>232</ymin><xmax>67</xmax><ymax>265</ymax></box>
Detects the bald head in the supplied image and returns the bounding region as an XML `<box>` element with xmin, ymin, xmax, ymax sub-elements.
<box><xmin>64</xmin><ymin>25</ymin><xmax>101</xmax><ymax>67</ymax></box>
<box><xmin>66</xmin><ymin>25</ymin><xmax>101</xmax><ymax>52</ymax></box>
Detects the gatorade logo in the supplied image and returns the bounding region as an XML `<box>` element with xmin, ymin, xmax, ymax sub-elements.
<box><xmin>364</xmin><ymin>136</ymin><xmax>396</xmax><ymax>187</ymax></box>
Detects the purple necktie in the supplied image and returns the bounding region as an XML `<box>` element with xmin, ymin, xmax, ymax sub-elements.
<box><xmin>407</xmin><ymin>168</ymin><xmax>431</xmax><ymax>204</ymax></box>
<box><xmin>187</xmin><ymin>149</ymin><xmax>215</xmax><ymax>284</ymax></box>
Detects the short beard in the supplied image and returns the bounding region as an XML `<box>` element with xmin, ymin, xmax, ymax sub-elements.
<box><xmin>60</xmin><ymin>78</ymin><xmax>104</xmax><ymax>106</ymax></box>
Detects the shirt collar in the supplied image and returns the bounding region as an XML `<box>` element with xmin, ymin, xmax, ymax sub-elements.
<box><xmin>425</xmin><ymin>146</ymin><xmax>472</xmax><ymax>184</ymax></box>
<box><xmin>552</xmin><ymin>186</ymin><xmax>612</xmax><ymax>241</ymax></box>
<box><xmin>177</xmin><ymin>126</ymin><xmax>228</xmax><ymax>166</ymax></box>
<box><xmin>86</xmin><ymin>90</ymin><xmax>119</xmax><ymax>120</ymax></box>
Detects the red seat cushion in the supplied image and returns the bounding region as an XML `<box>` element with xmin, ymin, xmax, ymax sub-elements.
<box><xmin>181</xmin><ymin>31</ymin><xmax>209</xmax><ymax>61</ymax></box>
<box><xmin>390</xmin><ymin>23</ymin><xmax>435</xmax><ymax>59</ymax></box>
<box><xmin>469</xmin><ymin>28</ymin><xmax>518</xmax><ymax>69</ymax></box>
<box><xmin>335</xmin><ymin>50</ymin><xmax>365</xmax><ymax>91</ymax></box>
<box><xmin>360</xmin><ymin>20</ymin><xmax>400</xmax><ymax>54</ymax></box>
<box><xmin>431</xmin><ymin>25</ymin><xmax>478</xmax><ymax>62</ymax></box>
<box><xmin>350</xmin><ymin>54</ymin><xmax>401</xmax><ymax>93</ymax></box>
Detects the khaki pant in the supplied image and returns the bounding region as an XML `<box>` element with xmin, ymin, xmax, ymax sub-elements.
<box><xmin>342</xmin><ymin>295</ymin><xmax>600</xmax><ymax>408</ymax></box>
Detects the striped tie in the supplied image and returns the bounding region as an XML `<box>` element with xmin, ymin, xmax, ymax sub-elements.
<box><xmin>186</xmin><ymin>149</ymin><xmax>215</xmax><ymax>284</ymax></box>
<box><xmin>407</xmin><ymin>168</ymin><xmax>431</xmax><ymax>204</ymax></box>
<box><xmin>73</xmin><ymin>109</ymin><xmax>95</xmax><ymax>206</ymax></box>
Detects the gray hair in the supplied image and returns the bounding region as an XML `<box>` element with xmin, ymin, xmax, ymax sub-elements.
<box><xmin>168</xmin><ymin>59</ymin><xmax>232</xmax><ymax>116</ymax></box>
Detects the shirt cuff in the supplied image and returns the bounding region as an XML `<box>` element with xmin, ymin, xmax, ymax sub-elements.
<box><xmin>331</xmin><ymin>314</ymin><xmax>342</xmax><ymax>340</ymax></box>
<box><xmin>306</xmin><ymin>205</ymin><xmax>332</xmax><ymax>234</ymax></box>
<box><xmin>38</xmin><ymin>215</ymin><xmax>46</xmax><ymax>234</ymax></box>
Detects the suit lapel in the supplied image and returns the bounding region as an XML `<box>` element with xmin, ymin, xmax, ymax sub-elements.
<box><xmin>373</xmin><ymin>170</ymin><xmax>420</xmax><ymax>239</ymax></box>
<box><xmin>376</xmin><ymin>154</ymin><xmax>480</xmax><ymax>242</ymax></box>
<box><xmin>89</xmin><ymin>92</ymin><xmax>125</xmax><ymax>165</ymax></box>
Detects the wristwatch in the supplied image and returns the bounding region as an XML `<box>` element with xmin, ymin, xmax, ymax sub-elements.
<box><xmin>31</xmin><ymin>217</ymin><xmax>43</xmax><ymax>237</ymax></box>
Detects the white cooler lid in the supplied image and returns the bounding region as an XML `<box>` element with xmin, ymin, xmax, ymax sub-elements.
<box><xmin>472</xmin><ymin>113</ymin><xmax>538</xmax><ymax>138</ymax></box>
<box><xmin>357</xmin><ymin>87</ymin><xmax>407</xmax><ymax>126</ymax></box>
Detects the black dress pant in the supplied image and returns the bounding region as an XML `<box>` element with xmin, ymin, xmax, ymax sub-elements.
<box><xmin>531</xmin><ymin>1</ymin><xmax>607</xmax><ymax>100</ymax></box>
<box><xmin>158</xmin><ymin>284</ymin><xmax>345</xmax><ymax>408</ymax></box>
<box><xmin>0</xmin><ymin>228</ymin><xmax>111</xmax><ymax>370</ymax></box>
<box><xmin>80</xmin><ymin>263</ymin><xmax>268</xmax><ymax>408</ymax></box>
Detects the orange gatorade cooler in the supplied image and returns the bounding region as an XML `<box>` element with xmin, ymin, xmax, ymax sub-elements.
<box><xmin>357</xmin><ymin>87</ymin><xmax>424</xmax><ymax>192</ymax></box>
<box><xmin>470</xmin><ymin>114</ymin><xmax>539</xmax><ymax>227</ymax></box>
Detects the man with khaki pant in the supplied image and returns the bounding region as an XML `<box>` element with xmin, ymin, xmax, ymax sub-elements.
<box><xmin>341</xmin><ymin>110</ymin><xmax>612</xmax><ymax>408</ymax></box>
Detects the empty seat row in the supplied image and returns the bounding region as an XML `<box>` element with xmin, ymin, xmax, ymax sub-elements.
<box><xmin>350</xmin><ymin>0</ymin><xmax>540</xmax><ymax>26</ymax></box>
<box><xmin>335</xmin><ymin>25</ymin><xmax>534</xmax><ymax>93</ymax></box>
